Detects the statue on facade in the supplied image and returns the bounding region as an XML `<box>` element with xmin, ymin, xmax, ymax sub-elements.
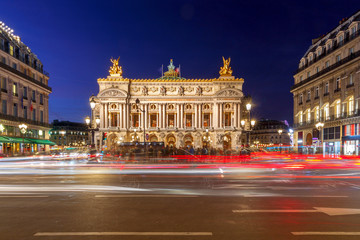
<box><xmin>109</xmin><ymin>57</ymin><xmax>123</xmax><ymax>76</ymax></box>
<box><xmin>160</xmin><ymin>86</ymin><xmax>166</xmax><ymax>96</ymax></box>
<box><xmin>178</xmin><ymin>86</ymin><xmax>184</xmax><ymax>96</ymax></box>
<box><xmin>219</xmin><ymin>57</ymin><xmax>233</xmax><ymax>76</ymax></box>
<box><xmin>142</xmin><ymin>86</ymin><xmax>148</xmax><ymax>96</ymax></box>
<box><xmin>195</xmin><ymin>86</ymin><xmax>202</xmax><ymax>96</ymax></box>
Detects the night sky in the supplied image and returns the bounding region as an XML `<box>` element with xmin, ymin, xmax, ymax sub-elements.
<box><xmin>0</xmin><ymin>0</ymin><xmax>358</xmax><ymax>124</ymax></box>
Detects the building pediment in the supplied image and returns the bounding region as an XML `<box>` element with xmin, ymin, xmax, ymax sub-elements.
<box><xmin>215</xmin><ymin>88</ymin><xmax>243</xmax><ymax>98</ymax></box>
<box><xmin>98</xmin><ymin>88</ymin><xmax>127</xmax><ymax>98</ymax></box>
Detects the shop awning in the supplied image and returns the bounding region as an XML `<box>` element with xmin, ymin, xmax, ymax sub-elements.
<box><xmin>6</xmin><ymin>137</ymin><xmax>33</xmax><ymax>143</ymax></box>
<box><xmin>27</xmin><ymin>139</ymin><xmax>56</xmax><ymax>146</ymax></box>
<box><xmin>0</xmin><ymin>136</ymin><xmax>13</xmax><ymax>143</ymax></box>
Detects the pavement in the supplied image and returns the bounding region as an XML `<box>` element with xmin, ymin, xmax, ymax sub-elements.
<box><xmin>0</xmin><ymin>159</ymin><xmax>360</xmax><ymax>239</ymax></box>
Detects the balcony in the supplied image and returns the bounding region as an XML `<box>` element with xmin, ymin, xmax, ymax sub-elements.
<box><xmin>1</xmin><ymin>88</ymin><xmax>7</xmax><ymax>93</ymax></box>
<box><xmin>334</xmin><ymin>88</ymin><xmax>341</xmax><ymax>93</ymax></box>
<box><xmin>291</xmin><ymin>50</ymin><xmax>360</xmax><ymax>91</ymax></box>
<box><xmin>306</xmin><ymin>99</ymin><xmax>311</xmax><ymax>103</ymax></box>
<box><xmin>0</xmin><ymin>61</ymin><xmax>51</xmax><ymax>91</ymax></box>
<box><xmin>0</xmin><ymin>112</ymin><xmax>51</xmax><ymax>128</ymax></box>
<box><xmin>323</xmin><ymin>92</ymin><xmax>329</xmax><ymax>96</ymax></box>
<box><xmin>314</xmin><ymin>96</ymin><xmax>319</xmax><ymax>100</ymax></box>
<box><xmin>299</xmin><ymin>101</ymin><xmax>303</xmax><ymax>105</ymax></box>
<box><xmin>346</xmin><ymin>83</ymin><xmax>354</xmax><ymax>88</ymax></box>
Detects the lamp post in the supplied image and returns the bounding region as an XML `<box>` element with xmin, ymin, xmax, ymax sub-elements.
<box><xmin>88</xmin><ymin>97</ymin><xmax>96</xmax><ymax>148</ymax></box>
<box><xmin>85</xmin><ymin>116</ymin><xmax>92</xmax><ymax>147</ymax></box>
<box><xmin>241</xmin><ymin>118</ymin><xmax>256</xmax><ymax>147</ymax></box>
<box><xmin>19</xmin><ymin>124</ymin><xmax>27</xmax><ymax>155</ymax></box>
<box><xmin>135</xmin><ymin>98</ymin><xmax>146</xmax><ymax>156</ymax></box>
<box><xmin>315</xmin><ymin>122</ymin><xmax>324</xmax><ymax>155</ymax></box>
<box><xmin>278</xmin><ymin>129</ymin><xmax>283</xmax><ymax>153</ymax></box>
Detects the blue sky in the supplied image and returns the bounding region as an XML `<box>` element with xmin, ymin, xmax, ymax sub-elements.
<box><xmin>0</xmin><ymin>0</ymin><xmax>358</xmax><ymax>124</ymax></box>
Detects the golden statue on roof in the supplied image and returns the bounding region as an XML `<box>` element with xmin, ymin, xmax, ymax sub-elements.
<box><xmin>219</xmin><ymin>57</ymin><xmax>233</xmax><ymax>76</ymax></box>
<box><xmin>164</xmin><ymin>59</ymin><xmax>179</xmax><ymax>78</ymax></box>
<box><xmin>109</xmin><ymin>57</ymin><xmax>123</xmax><ymax>76</ymax></box>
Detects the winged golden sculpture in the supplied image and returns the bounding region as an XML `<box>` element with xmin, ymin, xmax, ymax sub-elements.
<box><xmin>109</xmin><ymin>57</ymin><xmax>123</xmax><ymax>76</ymax></box>
<box><xmin>219</xmin><ymin>57</ymin><xmax>233</xmax><ymax>76</ymax></box>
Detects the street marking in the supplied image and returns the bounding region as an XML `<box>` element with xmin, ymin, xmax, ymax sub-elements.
<box><xmin>95</xmin><ymin>194</ymin><xmax>198</xmax><ymax>198</ymax></box>
<box><xmin>242</xmin><ymin>195</ymin><xmax>347</xmax><ymax>198</ymax></box>
<box><xmin>233</xmin><ymin>207</ymin><xmax>360</xmax><ymax>216</ymax></box>
<box><xmin>0</xmin><ymin>195</ymin><xmax>48</xmax><ymax>198</ymax></box>
<box><xmin>34</xmin><ymin>232</ymin><xmax>213</xmax><ymax>236</ymax></box>
<box><xmin>292</xmin><ymin>232</ymin><xmax>360</xmax><ymax>236</ymax></box>
<box><xmin>233</xmin><ymin>210</ymin><xmax>319</xmax><ymax>213</ymax></box>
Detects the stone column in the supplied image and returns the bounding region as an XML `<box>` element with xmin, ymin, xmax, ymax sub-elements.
<box><xmin>214</xmin><ymin>103</ymin><xmax>218</xmax><ymax>129</ymax></box>
<box><xmin>199</xmin><ymin>104</ymin><xmax>202</xmax><ymax>128</ymax></box>
<box><xmin>104</xmin><ymin>103</ymin><xmax>108</xmax><ymax>128</ymax></box>
<box><xmin>119</xmin><ymin>104</ymin><xmax>123</xmax><ymax>129</ymax></box>
<box><xmin>219</xmin><ymin>103</ymin><xmax>223</xmax><ymax>128</ymax></box>
<box><xmin>234</xmin><ymin>103</ymin><xmax>238</xmax><ymax>128</ymax></box>
<box><xmin>162</xmin><ymin>104</ymin><xmax>166</xmax><ymax>128</ymax></box>
<box><xmin>180</xmin><ymin>104</ymin><xmax>184</xmax><ymax>129</ymax></box>
<box><xmin>158</xmin><ymin>104</ymin><xmax>162</xmax><ymax>128</ymax></box>
<box><xmin>195</xmin><ymin>104</ymin><xmax>198</xmax><ymax>128</ymax></box>
<box><xmin>145</xmin><ymin>104</ymin><xmax>148</xmax><ymax>129</ymax></box>
<box><xmin>100</xmin><ymin>104</ymin><xmax>104</xmax><ymax>128</ymax></box>
<box><xmin>177</xmin><ymin>104</ymin><xmax>180</xmax><ymax>128</ymax></box>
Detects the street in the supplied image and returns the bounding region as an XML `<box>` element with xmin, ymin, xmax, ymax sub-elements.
<box><xmin>0</xmin><ymin>160</ymin><xmax>360</xmax><ymax>239</ymax></box>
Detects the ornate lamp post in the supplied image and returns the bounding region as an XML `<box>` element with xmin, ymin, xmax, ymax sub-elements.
<box><xmin>278</xmin><ymin>129</ymin><xmax>283</xmax><ymax>153</ymax></box>
<box><xmin>19</xmin><ymin>124</ymin><xmax>27</xmax><ymax>154</ymax></box>
<box><xmin>315</xmin><ymin>122</ymin><xmax>324</xmax><ymax>155</ymax></box>
<box><xmin>241</xmin><ymin>118</ymin><xmax>256</xmax><ymax>147</ymax></box>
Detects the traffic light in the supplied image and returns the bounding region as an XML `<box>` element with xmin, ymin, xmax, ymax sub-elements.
<box><xmin>103</xmin><ymin>132</ymin><xmax>107</xmax><ymax>141</ymax></box>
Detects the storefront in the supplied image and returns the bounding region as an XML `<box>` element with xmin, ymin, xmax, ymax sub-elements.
<box><xmin>342</xmin><ymin>124</ymin><xmax>360</xmax><ymax>155</ymax></box>
<box><xmin>323</xmin><ymin>126</ymin><xmax>341</xmax><ymax>156</ymax></box>
<box><xmin>0</xmin><ymin>137</ymin><xmax>55</xmax><ymax>155</ymax></box>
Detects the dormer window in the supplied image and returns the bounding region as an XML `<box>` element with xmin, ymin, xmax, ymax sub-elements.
<box><xmin>338</xmin><ymin>35</ymin><xmax>344</xmax><ymax>45</ymax></box>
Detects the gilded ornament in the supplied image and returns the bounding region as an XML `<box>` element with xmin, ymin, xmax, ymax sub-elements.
<box><xmin>219</xmin><ymin>57</ymin><xmax>233</xmax><ymax>76</ymax></box>
<box><xmin>109</xmin><ymin>57</ymin><xmax>123</xmax><ymax>76</ymax></box>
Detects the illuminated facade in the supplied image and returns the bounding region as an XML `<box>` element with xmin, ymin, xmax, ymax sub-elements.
<box><xmin>291</xmin><ymin>11</ymin><xmax>360</xmax><ymax>155</ymax></box>
<box><xmin>91</xmin><ymin>58</ymin><xmax>250</xmax><ymax>151</ymax></box>
<box><xmin>0</xmin><ymin>21</ymin><xmax>53</xmax><ymax>154</ymax></box>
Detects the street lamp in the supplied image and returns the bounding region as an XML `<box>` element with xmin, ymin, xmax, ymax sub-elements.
<box><xmin>19</xmin><ymin>124</ymin><xmax>27</xmax><ymax>154</ymax></box>
<box><xmin>278</xmin><ymin>129</ymin><xmax>283</xmax><ymax>153</ymax></box>
<box><xmin>135</xmin><ymin>98</ymin><xmax>146</xmax><ymax>156</ymax></box>
<box><xmin>315</xmin><ymin>122</ymin><xmax>324</xmax><ymax>155</ymax></box>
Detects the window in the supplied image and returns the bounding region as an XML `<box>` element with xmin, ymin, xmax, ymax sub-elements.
<box><xmin>315</xmin><ymin>106</ymin><xmax>320</xmax><ymax>121</ymax></box>
<box><xmin>9</xmin><ymin>45</ymin><xmax>14</xmax><ymax>56</ymax></box>
<box><xmin>12</xmin><ymin>63</ymin><xmax>17</xmax><ymax>70</ymax></box>
<box><xmin>335</xmin><ymin>78</ymin><xmax>341</xmax><ymax>90</ymax></box>
<box><xmin>307</xmin><ymin>91</ymin><xmax>311</xmax><ymax>101</ymax></box>
<box><xmin>40</xmin><ymin>111</ymin><xmax>43</xmax><ymax>123</ymax></box>
<box><xmin>299</xmin><ymin>94</ymin><xmax>303</xmax><ymax>104</ymax></box>
<box><xmin>204</xmin><ymin>113</ymin><xmax>210</xmax><ymax>127</ymax></box>
<box><xmin>349</xmin><ymin>74</ymin><xmax>354</xmax><ymax>85</ymax></box>
<box><xmin>300</xmin><ymin>76</ymin><xmax>303</xmax><ymax>82</ymax></box>
<box><xmin>309</xmin><ymin>55</ymin><xmax>313</xmax><ymax>62</ymax></box>
<box><xmin>336</xmin><ymin>55</ymin><xmax>341</xmax><ymax>62</ymax></box>
<box><xmin>168</xmin><ymin>113</ymin><xmax>175</xmax><ymax>127</ymax></box>
<box><xmin>324</xmin><ymin>104</ymin><xmax>330</xmax><ymax>120</ymax></box>
<box><xmin>339</xmin><ymin>35</ymin><xmax>344</xmax><ymax>45</ymax></box>
<box><xmin>349</xmin><ymin>97</ymin><xmax>354</xmax><ymax>115</ymax></box>
<box><xmin>306</xmin><ymin>109</ymin><xmax>311</xmax><ymax>123</ymax></box>
<box><xmin>224</xmin><ymin>112</ymin><xmax>231</xmax><ymax>127</ymax></box>
<box><xmin>2</xmin><ymin>100</ymin><xmax>6</xmax><ymax>114</ymax></box>
<box><xmin>185</xmin><ymin>114</ymin><xmax>192</xmax><ymax>127</ymax></box>
<box><xmin>32</xmin><ymin>109</ymin><xmax>36</xmax><ymax>121</ymax></box>
<box><xmin>335</xmin><ymin>100</ymin><xmax>341</xmax><ymax>118</ymax></box>
<box><xmin>307</xmin><ymin>71</ymin><xmax>310</xmax><ymax>78</ymax></box>
<box><xmin>150</xmin><ymin>114</ymin><xmax>157</xmax><ymax>127</ymax></box>
<box><xmin>325</xmin><ymin>61</ymin><xmax>330</xmax><ymax>68</ymax></box>
<box><xmin>1</xmin><ymin>77</ymin><xmax>6</xmax><ymax>91</ymax></box>
<box><xmin>23</xmin><ymin>106</ymin><xmax>27</xmax><ymax>119</ymax></box>
<box><xmin>318</xmin><ymin>49</ymin><xmax>321</xmax><ymax>56</ymax></box>
<box><xmin>316</xmin><ymin>66</ymin><xmax>319</xmax><ymax>73</ymax></box>
<box><xmin>325</xmin><ymin>82</ymin><xmax>329</xmax><ymax>94</ymax></box>
<box><xmin>13</xmin><ymin>103</ymin><xmax>18</xmax><ymax>117</ymax></box>
<box><xmin>132</xmin><ymin>114</ymin><xmax>139</xmax><ymax>127</ymax></box>
<box><xmin>351</xmin><ymin>26</ymin><xmax>356</xmax><ymax>35</ymax></box>
<box><xmin>349</xmin><ymin>47</ymin><xmax>354</xmax><ymax>55</ymax></box>
<box><xmin>12</xmin><ymin>83</ymin><xmax>17</xmax><ymax>96</ymax></box>
<box><xmin>299</xmin><ymin>111</ymin><xmax>303</xmax><ymax>123</ymax></box>
<box><xmin>327</xmin><ymin>44</ymin><xmax>331</xmax><ymax>51</ymax></box>
<box><xmin>23</xmin><ymin>87</ymin><xmax>27</xmax><ymax>99</ymax></box>
<box><xmin>32</xmin><ymin>90</ymin><xmax>36</xmax><ymax>102</ymax></box>
<box><xmin>40</xmin><ymin>94</ymin><xmax>43</xmax><ymax>105</ymax></box>
<box><xmin>315</xmin><ymin>87</ymin><xmax>319</xmax><ymax>98</ymax></box>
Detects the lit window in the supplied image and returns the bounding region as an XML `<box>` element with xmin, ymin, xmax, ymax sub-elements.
<box><xmin>335</xmin><ymin>100</ymin><xmax>341</xmax><ymax>118</ymax></box>
<box><xmin>349</xmin><ymin>97</ymin><xmax>354</xmax><ymax>115</ymax></box>
<box><xmin>324</xmin><ymin>104</ymin><xmax>330</xmax><ymax>120</ymax></box>
<box><xmin>299</xmin><ymin>111</ymin><xmax>303</xmax><ymax>123</ymax></box>
<box><xmin>315</xmin><ymin>106</ymin><xmax>320</xmax><ymax>121</ymax></box>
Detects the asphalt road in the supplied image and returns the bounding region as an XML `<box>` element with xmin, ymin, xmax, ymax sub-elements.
<box><xmin>0</xmin><ymin>161</ymin><xmax>360</xmax><ymax>239</ymax></box>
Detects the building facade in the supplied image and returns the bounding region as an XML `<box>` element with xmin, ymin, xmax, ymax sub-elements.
<box><xmin>291</xmin><ymin>11</ymin><xmax>360</xmax><ymax>155</ymax></box>
<box><xmin>247</xmin><ymin>119</ymin><xmax>291</xmax><ymax>148</ymax></box>
<box><xmin>0</xmin><ymin>22</ymin><xmax>52</xmax><ymax>155</ymax></box>
<box><xmin>90</xmin><ymin>58</ymin><xmax>251</xmax><ymax>151</ymax></box>
<box><xmin>49</xmin><ymin>120</ymin><xmax>89</xmax><ymax>148</ymax></box>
